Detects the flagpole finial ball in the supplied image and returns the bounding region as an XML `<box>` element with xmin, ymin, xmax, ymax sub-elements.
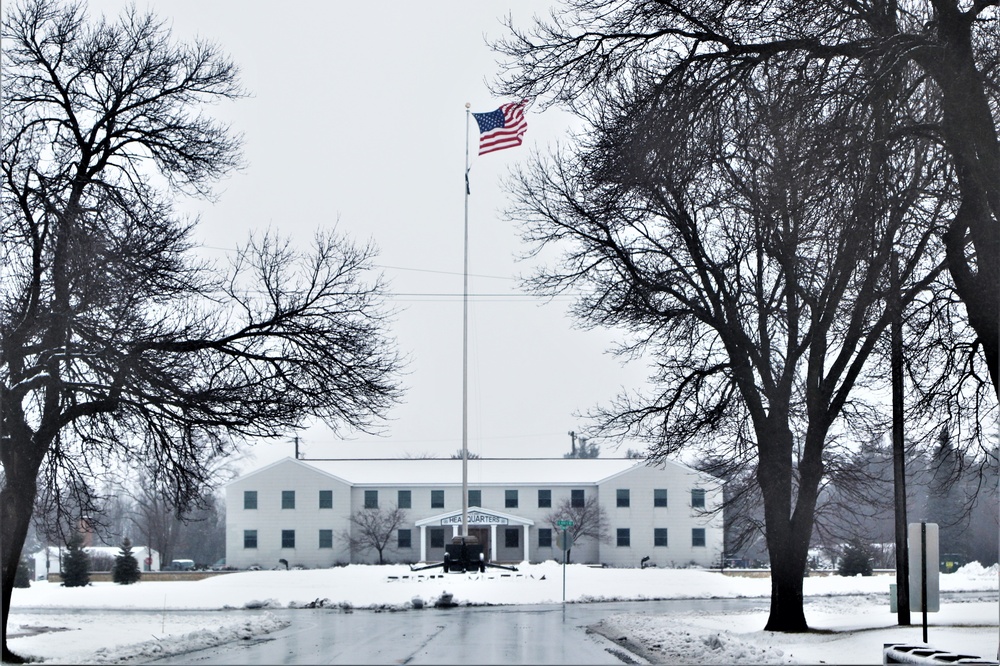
<box><xmin>465</xmin><ymin>102</ymin><xmax>471</xmax><ymax>109</ymax></box>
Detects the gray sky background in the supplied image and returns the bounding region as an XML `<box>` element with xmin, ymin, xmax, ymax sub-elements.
<box><xmin>82</xmin><ymin>0</ymin><xmax>650</xmax><ymax>466</ymax></box>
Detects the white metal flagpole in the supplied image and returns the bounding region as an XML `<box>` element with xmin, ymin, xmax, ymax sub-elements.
<box><xmin>461</xmin><ymin>103</ymin><xmax>471</xmax><ymax>540</ymax></box>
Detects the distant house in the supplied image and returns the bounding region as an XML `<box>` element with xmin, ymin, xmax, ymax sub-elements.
<box><xmin>225</xmin><ymin>457</ymin><xmax>723</xmax><ymax>569</ymax></box>
<box><xmin>31</xmin><ymin>545</ymin><xmax>162</xmax><ymax>580</ymax></box>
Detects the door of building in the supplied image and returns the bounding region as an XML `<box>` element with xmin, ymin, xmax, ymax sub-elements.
<box><xmin>469</xmin><ymin>527</ymin><xmax>490</xmax><ymax>561</ymax></box>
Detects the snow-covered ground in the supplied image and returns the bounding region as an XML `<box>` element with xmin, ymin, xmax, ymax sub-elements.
<box><xmin>7</xmin><ymin>561</ymin><xmax>999</xmax><ymax>664</ymax></box>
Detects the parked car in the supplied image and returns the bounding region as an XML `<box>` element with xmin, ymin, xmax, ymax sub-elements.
<box><xmin>169</xmin><ymin>559</ymin><xmax>195</xmax><ymax>571</ymax></box>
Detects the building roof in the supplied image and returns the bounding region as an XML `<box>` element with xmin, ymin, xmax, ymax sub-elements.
<box><xmin>236</xmin><ymin>456</ymin><xmax>711</xmax><ymax>487</ymax></box>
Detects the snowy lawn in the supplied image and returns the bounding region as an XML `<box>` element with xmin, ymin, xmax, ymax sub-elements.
<box><xmin>7</xmin><ymin>561</ymin><xmax>999</xmax><ymax>664</ymax></box>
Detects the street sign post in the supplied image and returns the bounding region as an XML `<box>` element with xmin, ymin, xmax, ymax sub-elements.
<box><xmin>557</xmin><ymin>520</ymin><xmax>574</xmax><ymax>603</ymax></box>
<box><xmin>908</xmin><ymin>522</ymin><xmax>940</xmax><ymax>643</ymax></box>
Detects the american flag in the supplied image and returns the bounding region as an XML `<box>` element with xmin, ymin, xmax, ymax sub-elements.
<box><xmin>472</xmin><ymin>100</ymin><xmax>528</xmax><ymax>155</ymax></box>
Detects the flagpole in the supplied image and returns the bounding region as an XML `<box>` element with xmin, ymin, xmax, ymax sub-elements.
<box><xmin>461</xmin><ymin>103</ymin><xmax>470</xmax><ymax>540</ymax></box>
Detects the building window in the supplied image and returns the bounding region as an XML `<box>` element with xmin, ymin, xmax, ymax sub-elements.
<box><xmin>281</xmin><ymin>490</ymin><xmax>295</xmax><ymax>510</ymax></box>
<box><xmin>398</xmin><ymin>529</ymin><xmax>412</xmax><ymax>549</ymax></box>
<box><xmin>692</xmin><ymin>528</ymin><xmax>706</xmax><ymax>547</ymax></box>
<box><xmin>431</xmin><ymin>490</ymin><xmax>445</xmax><ymax>509</ymax></box>
<box><xmin>617</xmin><ymin>528</ymin><xmax>631</xmax><ymax>547</ymax></box>
<box><xmin>616</xmin><ymin>489</ymin><xmax>630</xmax><ymax>507</ymax></box>
<box><xmin>319</xmin><ymin>490</ymin><xmax>333</xmax><ymax>509</ymax></box>
<box><xmin>691</xmin><ymin>489</ymin><xmax>706</xmax><ymax>509</ymax></box>
<box><xmin>398</xmin><ymin>490</ymin><xmax>411</xmax><ymax>509</ymax></box>
<box><xmin>538</xmin><ymin>489</ymin><xmax>551</xmax><ymax>508</ymax></box>
<box><xmin>538</xmin><ymin>528</ymin><xmax>552</xmax><ymax>548</ymax></box>
<box><xmin>505</xmin><ymin>528</ymin><xmax>519</xmax><ymax>549</ymax></box>
<box><xmin>281</xmin><ymin>530</ymin><xmax>295</xmax><ymax>549</ymax></box>
<box><xmin>468</xmin><ymin>489</ymin><xmax>481</xmax><ymax>507</ymax></box>
<box><xmin>430</xmin><ymin>528</ymin><xmax>445</xmax><ymax>548</ymax></box>
<box><xmin>654</xmin><ymin>528</ymin><xmax>668</xmax><ymax>547</ymax></box>
<box><xmin>505</xmin><ymin>489</ymin><xmax>518</xmax><ymax>509</ymax></box>
<box><xmin>364</xmin><ymin>490</ymin><xmax>378</xmax><ymax>509</ymax></box>
<box><xmin>654</xmin><ymin>489</ymin><xmax>668</xmax><ymax>507</ymax></box>
<box><xmin>243</xmin><ymin>491</ymin><xmax>257</xmax><ymax>510</ymax></box>
<box><xmin>243</xmin><ymin>530</ymin><xmax>257</xmax><ymax>549</ymax></box>
<box><xmin>319</xmin><ymin>529</ymin><xmax>333</xmax><ymax>549</ymax></box>
<box><xmin>571</xmin><ymin>489</ymin><xmax>585</xmax><ymax>508</ymax></box>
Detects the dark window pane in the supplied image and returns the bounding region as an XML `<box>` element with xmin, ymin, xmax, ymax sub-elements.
<box><xmin>505</xmin><ymin>489</ymin><xmax>518</xmax><ymax>508</ymax></box>
<box><xmin>398</xmin><ymin>529</ymin><xmax>412</xmax><ymax>549</ymax></box>
<box><xmin>616</xmin><ymin>489</ymin><xmax>630</xmax><ymax>507</ymax></box>
<box><xmin>430</xmin><ymin>528</ymin><xmax>444</xmax><ymax>548</ymax></box>
<box><xmin>537</xmin><ymin>489</ymin><xmax>551</xmax><ymax>508</ymax></box>
<box><xmin>617</xmin><ymin>528</ymin><xmax>630</xmax><ymax>547</ymax></box>
<box><xmin>319</xmin><ymin>490</ymin><xmax>333</xmax><ymax>509</ymax></box>
<box><xmin>654</xmin><ymin>489</ymin><xmax>668</xmax><ymax>507</ymax></box>
<box><xmin>364</xmin><ymin>490</ymin><xmax>378</xmax><ymax>509</ymax></box>
<box><xmin>691</xmin><ymin>489</ymin><xmax>706</xmax><ymax>509</ymax></box>
<box><xmin>243</xmin><ymin>530</ymin><xmax>257</xmax><ymax>549</ymax></box>
<box><xmin>319</xmin><ymin>529</ymin><xmax>333</xmax><ymax>548</ymax></box>
<box><xmin>692</xmin><ymin>528</ymin><xmax>706</xmax><ymax>547</ymax></box>
<box><xmin>538</xmin><ymin>528</ymin><xmax>552</xmax><ymax>548</ymax></box>
<box><xmin>654</xmin><ymin>528</ymin><xmax>668</xmax><ymax>547</ymax></box>
<box><xmin>571</xmin><ymin>489</ymin><xmax>585</xmax><ymax>508</ymax></box>
<box><xmin>281</xmin><ymin>490</ymin><xmax>295</xmax><ymax>509</ymax></box>
<box><xmin>243</xmin><ymin>491</ymin><xmax>257</xmax><ymax>510</ymax></box>
<box><xmin>281</xmin><ymin>530</ymin><xmax>295</xmax><ymax>548</ymax></box>
<box><xmin>431</xmin><ymin>489</ymin><xmax>444</xmax><ymax>509</ymax></box>
<box><xmin>468</xmin><ymin>489</ymin><xmax>481</xmax><ymax>507</ymax></box>
<box><xmin>505</xmin><ymin>528</ymin><xmax>519</xmax><ymax>548</ymax></box>
<box><xmin>397</xmin><ymin>490</ymin><xmax>411</xmax><ymax>509</ymax></box>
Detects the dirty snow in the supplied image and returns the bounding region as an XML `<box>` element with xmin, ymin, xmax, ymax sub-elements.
<box><xmin>6</xmin><ymin>561</ymin><xmax>998</xmax><ymax>664</ymax></box>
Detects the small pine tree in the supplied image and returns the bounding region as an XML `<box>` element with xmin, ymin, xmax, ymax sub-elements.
<box><xmin>62</xmin><ymin>533</ymin><xmax>91</xmax><ymax>587</ymax></box>
<box><xmin>837</xmin><ymin>539</ymin><xmax>874</xmax><ymax>577</ymax></box>
<box><xmin>14</xmin><ymin>557</ymin><xmax>31</xmax><ymax>588</ymax></box>
<box><xmin>112</xmin><ymin>537</ymin><xmax>142</xmax><ymax>585</ymax></box>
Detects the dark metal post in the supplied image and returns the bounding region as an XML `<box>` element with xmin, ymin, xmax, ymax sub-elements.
<box><xmin>921</xmin><ymin>522</ymin><xmax>928</xmax><ymax>644</ymax></box>
<box><xmin>890</xmin><ymin>251</ymin><xmax>911</xmax><ymax>625</ymax></box>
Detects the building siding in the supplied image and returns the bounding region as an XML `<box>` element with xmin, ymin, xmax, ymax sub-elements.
<box><xmin>225</xmin><ymin>458</ymin><xmax>723</xmax><ymax>569</ymax></box>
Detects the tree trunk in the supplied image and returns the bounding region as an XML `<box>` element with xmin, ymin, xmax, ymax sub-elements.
<box><xmin>1</xmin><ymin>450</ymin><xmax>44</xmax><ymax>663</ymax></box>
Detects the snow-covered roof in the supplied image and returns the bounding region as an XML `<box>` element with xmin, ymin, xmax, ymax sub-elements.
<box><xmin>246</xmin><ymin>457</ymin><xmax>699</xmax><ymax>487</ymax></box>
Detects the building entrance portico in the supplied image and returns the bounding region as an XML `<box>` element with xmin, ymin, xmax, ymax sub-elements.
<box><xmin>415</xmin><ymin>507</ymin><xmax>534</xmax><ymax>563</ymax></box>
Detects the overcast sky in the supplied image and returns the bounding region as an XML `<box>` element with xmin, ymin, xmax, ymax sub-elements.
<box><xmin>80</xmin><ymin>0</ymin><xmax>650</xmax><ymax>465</ymax></box>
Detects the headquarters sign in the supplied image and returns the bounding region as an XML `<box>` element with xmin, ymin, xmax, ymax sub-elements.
<box><xmin>441</xmin><ymin>511</ymin><xmax>509</xmax><ymax>526</ymax></box>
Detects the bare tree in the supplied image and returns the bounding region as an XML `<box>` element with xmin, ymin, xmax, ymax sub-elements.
<box><xmin>495</xmin><ymin>0</ymin><xmax>1000</xmax><ymax>398</ymax></box>
<box><xmin>341</xmin><ymin>505</ymin><xmax>408</xmax><ymax>565</ymax></box>
<box><xmin>0</xmin><ymin>2</ymin><xmax>400</xmax><ymax>660</ymax></box>
<box><xmin>545</xmin><ymin>495</ymin><xmax>609</xmax><ymax>563</ymax></box>
<box><xmin>502</xmin><ymin>45</ymin><xmax>951</xmax><ymax>631</ymax></box>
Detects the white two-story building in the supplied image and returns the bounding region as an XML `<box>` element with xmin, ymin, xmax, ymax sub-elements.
<box><xmin>225</xmin><ymin>457</ymin><xmax>723</xmax><ymax>569</ymax></box>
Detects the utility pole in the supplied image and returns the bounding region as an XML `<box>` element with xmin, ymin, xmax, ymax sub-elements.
<box><xmin>890</xmin><ymin>251</ymin><xmax>910</xmax><ymax>625</ymax></box>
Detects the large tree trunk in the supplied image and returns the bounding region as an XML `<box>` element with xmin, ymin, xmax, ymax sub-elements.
<box><xmin>1</xmin><ymin>442</ymin><xmax>46</xmax><ymax>664</ymax></box>
<box><xmin>755</xmin><ymin>420</ymin><xmax>822</xmax><ymax>632</ymax></box>
<box><xmin>913</xmin><ymin>7</ymin><xmax>1000</xmax><ymax>397</ymax></box>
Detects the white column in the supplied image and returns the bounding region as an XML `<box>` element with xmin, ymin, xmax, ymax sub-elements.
<box><xmin>451</xmin><ymin>524</ymin><xmax>458</xmax><ymax>539</ymax></box>
<box><xmin>523</xmin><ymin>525</ymin><xmax>530</xmax><ymax>562</ymax></box>
<box><xmin>490</xmin><ymin>524</ymin><xmax>497</xmax><ymax>561</ymax></box>
<box><xmin>419</xmin><ymin>525</ymin><xmax>427</xmax><ymax>562</ymax></box>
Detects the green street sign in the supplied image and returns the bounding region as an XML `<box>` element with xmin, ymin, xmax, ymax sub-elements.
<box><xmin>556</xmin><ymin>520</ymin><xmax>574</xmax><ymax>528</ymax></box>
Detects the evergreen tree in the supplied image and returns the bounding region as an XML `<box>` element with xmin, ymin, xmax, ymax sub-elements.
<box><xmin>13</xmin><ymin>559</ymin><xmax>30</xmax><ymax>589</ymax></box>
<box><xmin>837</xmin><ymin>539</ymin><xmax>874</xmax><ymax>577</ymax></box>
<box><xmin>926</xmin><ymin>427</ymin><xmax>968</xmax><ymax>556</ymax></box>
<box><xmin>112</xmin><ymin>538</ymin><xmax>142</xmax><ymax>585</ymax></box>
<box><xmin>61</xmin><ymin>534</ymin><xmax>91</xmax><ymax>587</ymax></box>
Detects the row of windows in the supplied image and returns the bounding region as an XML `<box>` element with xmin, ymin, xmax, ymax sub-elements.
<box><xmin>244</xmin><ymin>527</ymin><xmax>707</xmax><ymax>550</ymax></box>
<box><xmin>245</xmin><ymin>487</ymin><xmax>708</xmax><ymax>511</ymax></box>
<box><xmin>615</xmin><ymin>488</ymin><xmax>706</xmax><ymax>508</ymax></box>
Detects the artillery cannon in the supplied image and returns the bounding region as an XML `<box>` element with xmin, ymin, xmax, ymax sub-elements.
<box><xmin>409</xmin><ymin>535</ymin><xmax>518</xmax><ymax>574</ymax></box>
